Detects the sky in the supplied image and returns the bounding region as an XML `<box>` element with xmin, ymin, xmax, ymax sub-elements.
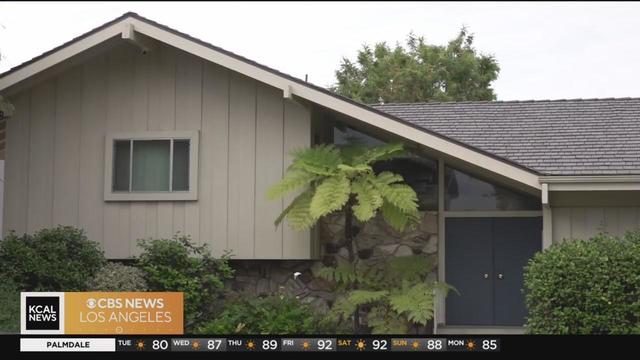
<box><xmin>1</xmin><ymin>1</ymin><xmax>640</xmax><ymax>101</ymax></box>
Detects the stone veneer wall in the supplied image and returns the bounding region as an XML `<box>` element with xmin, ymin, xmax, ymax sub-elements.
<box><xmin>227</xmin><ymin>211</ymin><xmax>439</xmax><ymax>313</ymax></box>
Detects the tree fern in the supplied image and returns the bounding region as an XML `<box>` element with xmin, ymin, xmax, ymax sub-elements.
<box><xmin>351</xmin><ymin>178</ymin><xmax>383</xmax><ymax>222</ymax></box>
<box><xmin>309</xmin><ymin>174</ymin><xmax>351</xmax><ymax>219</ymax></box>
<box><xmin>266</xmin><ymin>170</ymin><xmax>319</xmax><ymax>200</ymax></box>
<box><xmin>267</xmin><ymin>141</ymin><xmax>433</xmax><ymax>333</ymax></box>
<box><xmin>288</xmin><ymin>144</ymin><xmax>342</xmax><ymax>176</ymax></box>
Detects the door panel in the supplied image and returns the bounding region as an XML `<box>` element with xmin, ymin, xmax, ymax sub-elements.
<box><xmin>492</xmin><ymin>217</ymin><xmax>542</xmax><ymax>325</ymax></box>
<box><xmin>445</xmin><ymin>218</ymin><xmax>493</xmax><ymax>325</ymax></box>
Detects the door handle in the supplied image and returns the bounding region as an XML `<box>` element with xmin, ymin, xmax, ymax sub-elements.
<box><xmin>497</xmin><ymin>273</ymin><xmax>504</xmax><ymax>280</ymax></box>
<box><xmin>483</xmin><ymin>273</ymin><xmax>489</xmax><ymax>279</ymax></box>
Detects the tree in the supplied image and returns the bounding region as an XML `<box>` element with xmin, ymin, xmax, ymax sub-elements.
<box><xmin>331</xmin><ymin>27</ymin><xmax>500</xmax><ymax>104</ymax></box>
<box><xmin>268</xmin><ymin>142</ymin><xmax>429</xmax><ymax>333</ymax></box>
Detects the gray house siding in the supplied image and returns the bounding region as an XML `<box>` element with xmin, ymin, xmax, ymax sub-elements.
<box><xmin>3</xmin><ymin>42</ymin><xmax>312</xmax><ymax>259</ymax></box>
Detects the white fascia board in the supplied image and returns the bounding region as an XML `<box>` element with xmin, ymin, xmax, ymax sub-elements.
<box><xmin>0</xmin><ymin>20</ymin><xmax>126</xmax><ymax>91</ymax></box>
<box><xmin>540</xmin><ymin>175</ymin><xmax>640</xmax><ymax>191</ymax></box>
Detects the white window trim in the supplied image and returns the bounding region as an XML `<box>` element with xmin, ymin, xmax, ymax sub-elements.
<box><xmin>104</xmin><ymin>130</ymin><xmax>199</xmax><ymax>201</ymax></box>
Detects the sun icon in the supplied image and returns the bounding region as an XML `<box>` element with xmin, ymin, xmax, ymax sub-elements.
<box><xmin>136</xmin><ymin>340</ymin><xmax>145</xmax><ymax>351</ymax></box>
<box><xmin>467</xmin><ymin>340</ymin><xmax>476</xmax><ymax>350</ymax></box>
<box><xmin>192</xmin><ymin>341</ymin><xmax>201</xmax><ymax>350</ymax></box>
<box><xmin>302</xmin><ymin>341</ymin><xmax>311</xmax><ymax>350</ymax></box>
<box><xmin>246</xmin><ymin>340</ymin><xmax>256</xmax><ymax>350</ymax></box>
<box><xmin>412</xmin><ymin>340</ymin><xmax>420</xmax><ymax>350</ymax></box>
<box><xmin>356</xmin><ymin>339</ymin><xmax>366</xmax><ymax>351</ymax></box>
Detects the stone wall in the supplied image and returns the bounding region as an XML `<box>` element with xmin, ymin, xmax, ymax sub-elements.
<box><xmin>227</xmin><ymin>211</ymin><xmax>439</xmax><ymax>314</ymax></box>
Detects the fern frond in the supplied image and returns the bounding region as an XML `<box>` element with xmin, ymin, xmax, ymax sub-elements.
<box><xmin>381</xmin><ymin>202</ymin><xmax>420</xmax><ymax>232</ymax></box>
<box><xmin>368</xmin><ymin>305</ymin><xmax>410</xmax><ymax>334</ymax></box>
<box><xmin>337</xmin><ymin>163</ymin><xmax>373</xmax><ymax>175</ymax></box>
<box><xmin>289</xmin><ymin>144</ymin><xmax>342</xmax><ymax>176</ymax></box>
<box><xmin>330</xmin><ymin>296</ymin><xmax>357</xmax><ymax>319</ymax></box>
<box><xmin>373</xmin><ymin>171</ymin><xmax>404</xmax><ymax>186</ymax></box>
<box><xmin>351</xmin><ymin>178</ymin><xmax>383</xmax><ymax>222</ymax></box>
<box><xmin>309</xmin><ymin>174</ymin><xmax>350</xmax><ymax>219</ymax></box>
<box><xmin>275</xmin><ymin>190</ymin><xmax>315</xmax><ymax>230</ymax></box>
<box><xmin>315</xmin><ymin>258</ymin><xmax>358</xmax><ymax>285</ymax></box>
<box><xmin>266</xmin><ymin>170</ymin><xmax>319</xmax><ymax>200</ymax></box>
<box><xmin>387</xmin><ymin>255</ymin><xmax>434</xmax><ymax>283</ymax></box>
<box><xmin>388</xmin><ymin>282</ymin><xmax>435</xmax><ymax>326</ymax></box>
<box><xmin>380</xmin><ymin>183</ymin><xmax>419</xmax><ymax>213</ymax></box>
<box><xmin>347</xmin><ymin>290</ymin><xmax>389</xmax><ymax>306</ymax></box>
<box><xmin>352</xmin><ymin>143</ymin><xmax>405</xmax><ymax>165</ymax></box>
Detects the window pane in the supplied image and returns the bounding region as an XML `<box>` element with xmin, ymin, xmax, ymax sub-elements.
<box><xmin>373</xmin><ymin>157</ymin><xmax>438</xmax><ymax>211</ymax></box>
<box><xmin>172</xmin><ymin>140</ymin><xmax>190</xmax><ymax>191</ymax></box>
<box><xmin>333</xmin><ymin>125</ymin><xmax>385</xmax><ymax>147</ymax></box>
<box><xmin>445</xmin><ymin>166</ymin><xmax>541</xmax><ymax>211</ymax></box>
<box><xmin>132</xmin><ymin>140</ymin><xmax>170</xmax><ymax>191</ymax></box>
<box><xmin>113</xmin><ymin>140</ymin><xmax>130</xmax><ymax>191</ymax></box>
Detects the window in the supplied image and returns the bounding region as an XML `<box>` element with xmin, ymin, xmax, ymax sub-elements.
<box><xmin>373</xmin><ymin>156</ymin><xmax>438</xmax><ymax>211</ymax></box>
<box><xmin>105</xmin><ymin>131</ymin><xmax>198</xmax><ymax>201</ymax></box>
<box><xmin>445</xmin><ymin>166</ymin><xmax>540</xmax><ymax>211</ymax></box>
<box><xmin>333</xmin><ymin>125</ymin><xmax>438</xmax><ymax>210</ymax></box>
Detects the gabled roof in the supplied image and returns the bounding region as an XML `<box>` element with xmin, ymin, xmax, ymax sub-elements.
<box><xmin>0</xmin><ymin>12</ymin><xmax>543</xmax><ymax>190</ymax></box>
<box><xmin>374</xmin><ymin>98</ymin><xmax>640</xmax><ymax>176</ymax></box>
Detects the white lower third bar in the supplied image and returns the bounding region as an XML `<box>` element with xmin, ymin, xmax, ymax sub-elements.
<box><xmin>20</xmin><ymin>338</ymin><xmax>116</xmax><ymax>352</ymax></box>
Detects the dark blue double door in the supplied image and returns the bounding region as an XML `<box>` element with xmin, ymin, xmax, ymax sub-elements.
<box><xmin>445</xmin><ymin>217</ymin><xmax>541</xmax><ymax>326</ymax></box>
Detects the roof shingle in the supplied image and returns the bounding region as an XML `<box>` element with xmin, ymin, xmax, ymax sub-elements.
<box><xmin>373</xmin><ymin>98</ymin><xmax>640</xmax><ymax>175</ymax></box>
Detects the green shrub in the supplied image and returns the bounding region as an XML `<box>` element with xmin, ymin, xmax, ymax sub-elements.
<box><xmin>524</xmin><ymin>231</ymin><xmax>640</xmax><ymax>334</ymax></box>
<box><xmin>0</xmin><ymin>275</ymin><xmax>20</xmax><ymax>333</ymax></box>
<box><xmin>196</xmin><ymin>293</ymin><xmax>337</xmax><ymax>334</ymax></box>
<box><xmin>0</xmin><ymin>226</ymin><xmax>105</xmax><ymax>291</ymax></box>
<box><xmin>137</xmin><ymin>235</ymin><xmax>234</xmax><ymax>330</ymax></box>
<box><xmin>87</xmin><ymin>262</ymin><xmax>148</xmax><ymax>292</ymax></box>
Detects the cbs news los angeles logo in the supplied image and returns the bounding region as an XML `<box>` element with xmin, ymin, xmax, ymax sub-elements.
<box><xmin>21</xmin><ymin>292</ymin><xmax>183</xmax><ymax>335</ymax></box>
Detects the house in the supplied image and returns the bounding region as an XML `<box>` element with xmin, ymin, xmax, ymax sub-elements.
<box><xmin>1</xmin><ymin>12</ymin><xmax>639</xmax><ymax>334</ymax></box>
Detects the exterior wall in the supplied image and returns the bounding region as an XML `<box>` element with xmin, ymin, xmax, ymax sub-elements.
<box><xmin>552</xmin><ymin>206</ymin><xmax>640</xmax><ymax>241</ymax></box>
<box><xmin>3</xmin><ymin>41</ymin><xmax>311</xmax><ymax>259</ymax></box>
<box><xmin>550</xmin><ymin>191</ymin><xmax>640</xmax><ymax>241</ymax></box>
<box><xmin>229</xmin><ymin>211</ymin><xmax>439</xmax><ymax>316</ymax></box>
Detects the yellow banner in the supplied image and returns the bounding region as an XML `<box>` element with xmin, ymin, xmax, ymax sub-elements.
<box><xmin>64</xmin><ymin>292</ymin><xmax>183</xmax><ymax>334</ymax></box>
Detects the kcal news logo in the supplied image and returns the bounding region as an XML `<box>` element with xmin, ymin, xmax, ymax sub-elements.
<box><xmin>21</xmin><ymin>292</ymin><xmax>65</xmax><ymax>334</ymax></box>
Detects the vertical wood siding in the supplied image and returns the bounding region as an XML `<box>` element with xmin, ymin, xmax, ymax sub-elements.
<box><xmin>552</xmin><ymin>206</ymin><xmax>640</xmax><ymax>242</ymax></box>
<box><xmin>3</xmin><ymin>42</ymin><xmax>312</xmax><ymax>259</ymax></box>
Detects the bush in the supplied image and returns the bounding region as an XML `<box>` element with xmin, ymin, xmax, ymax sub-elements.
<box><xmin>87</xmin><ymin>262</ymin><xmax>148</xmax><ymax>292</ymax></box>
<box><xmin>0</xmin><ymin>276</ymin><xmax>20</xmax><ymax>333</ymax></box>
<box><xmin>0</xmin><ymin>226</ymin><xmax>105</xmax><ymax>291</ymax></box>
<box><xmin>524</xmin><ymin>231</ymin><xmax>640</xmax><ymax>334</ymax></box>
<box><xmin>196</xmin><ymin>293</ymin><xmax>337</xmax><ymax>334</ymax></box>
<box><xmin>137</xmin><ymin>235</ymin><xmax>234</xmax><ymax>330</ymax></box>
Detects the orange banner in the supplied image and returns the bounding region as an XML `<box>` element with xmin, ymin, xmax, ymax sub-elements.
<box><xmin>64</xmin><ymin>292</ymin><xmax>183</xmax><ymax>334</ymax></box>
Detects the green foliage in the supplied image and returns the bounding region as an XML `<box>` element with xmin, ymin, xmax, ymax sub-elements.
<box><xmin>309</xmin><ymin>174</ymin><xmax>351</xmax><ymax>219</ymax></box>
<box><xmin>195</xmin><ymin>293</ymin><xmax>340</xmax><ymax>334</ymax></box>
<box><xmin>332</xmin><ymin>28</ymin><xmax>500</xmax><ymax>103</ymax></box>
<box><xmin>269</xmin><ymin>143</ymin><xmax>420</xmax><ymax>232</ymax></box>
<box><xmin>316</xmin><ymin>255</ymin><xmax>452</xmax><ymax>334</ymax></box>
<box><xmin>0</xmin><ymin>275</ymin><xmax>20</xmax><ymax>333</ymax></box>
<box><xmin>523</xmin><ymin>231</ymin><xmax>640</xmax><ymax>334</ymax></box>
<box><xmin>0</xmin><ymin>95</ymin><xmax>14</xmax><ymax>118</ymax></box>
<box><xmin>0</xmin><ymin>226</ymin><xmax>105</xmax><ymax>291</ymax></box>
<box><xmin>87</xmin><ymin>262</ymin><xmax>149</xmax><ymax>292</ymax></box>
<box><xmin>137</xmin><ymin>234</ymin><xmax>234</xmax><ymax>330</ymax></box>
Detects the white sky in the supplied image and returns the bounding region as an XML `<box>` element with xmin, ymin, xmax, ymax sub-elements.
<box><xmin>1</xmin><ymin>1</ymin><xmax>640</xmax><ymax>101</ymax></box>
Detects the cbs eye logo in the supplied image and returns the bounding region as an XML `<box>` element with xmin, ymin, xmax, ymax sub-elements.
<box><xmin>86</xmin><ymin>298</ymin><xmax>97</xmax><ymax>309</ymax></box>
